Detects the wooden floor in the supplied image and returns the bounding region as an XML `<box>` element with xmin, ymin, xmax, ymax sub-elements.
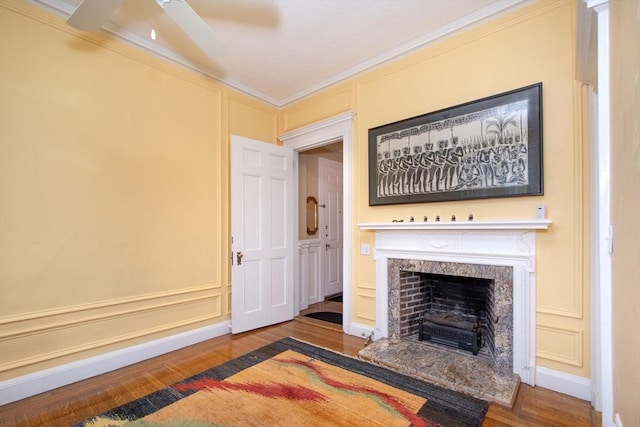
<box><xmin>0</xmin><ymin>316</ymin><xmax>600</xmax><ymax>426</ymax></box>
<box><xmin>297</xmin><ymin>298</ymin><xmax>345</xmax><ymax>331</ymax></box>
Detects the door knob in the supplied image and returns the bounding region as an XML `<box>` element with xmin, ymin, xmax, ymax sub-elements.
<box><xmin>237</xmin><ymin>251</ymin><xmax>243</xmax><ymax>265</ymax></box>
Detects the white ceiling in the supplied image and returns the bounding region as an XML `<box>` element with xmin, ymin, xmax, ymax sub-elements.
<box><xmin>33</xmin><ymin>0</ymin><xmax>528</xmax><ymax>107</ymax></box>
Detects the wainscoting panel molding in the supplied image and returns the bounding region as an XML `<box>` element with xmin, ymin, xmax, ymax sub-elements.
<box><xmin>0</xmin><ymin>284</ymin><xmax>219</xmax><ymax>327</ymax></box>
<box><xmin>355</xmin><ymin>293</ymin><xmax>376</xmax><ymax>322</ymax></box>
<box><xmin>282</xmin><ymin>88</ymin><xmax>352</xmax><ymax>131</ymax></box>
<box><xmin>358</xmin><ymin>280</ymin><xmax>376</xmax><ymax>291</ymax></box>
<box><xmin>0</xmin><ymin>288</ymin><xmax>222</xmax><ymax>378</ymax></box>
<box><xmin>0</xmin><ymin>321</ymin><xmax>230</xmax><ymax>405</ymax></box>
<box><xmin>536</xmin><ymin>325</ymin><xmax>584</xmax><ymax>367</ymax></box>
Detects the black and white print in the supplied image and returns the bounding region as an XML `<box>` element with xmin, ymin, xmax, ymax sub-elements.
<box><xmin>368</xmin><ymin>83</ymin><xmax>542</xmax><ymax>205</ymax></box>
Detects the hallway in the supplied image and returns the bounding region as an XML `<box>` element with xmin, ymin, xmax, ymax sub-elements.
<box><xmin>297</xmin><ymin>294</ymin><xmax>343</xmax><ymax>331</ymax></box>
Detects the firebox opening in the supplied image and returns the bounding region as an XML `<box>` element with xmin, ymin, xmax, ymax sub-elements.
<box><xmin>399</xmin><ymin>271</ymin><xmax>495</xmax><ymax>361</ymax></box>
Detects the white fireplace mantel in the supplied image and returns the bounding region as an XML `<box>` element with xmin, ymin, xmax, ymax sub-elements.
<box><xmin>358</xmin><ymin>219</ymin><xmax>551</xmax><ymax>231</ymax></box>
<box><xmin>362</xmin><ymin>219</ymin><xmax>551</xmax><ymax>386</ymax></box>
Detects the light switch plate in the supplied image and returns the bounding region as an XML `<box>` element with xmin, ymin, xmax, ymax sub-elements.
<box><xmin>361</xmin><ymin>244</ymin><xmax>371</xmax><ymax>255</ymax></box>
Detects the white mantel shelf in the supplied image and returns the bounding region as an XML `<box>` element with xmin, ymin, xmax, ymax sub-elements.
<box><xmin>357</xmin><ymin>219</ymin><xmax>551</xmax><ymax>231</ymax></box>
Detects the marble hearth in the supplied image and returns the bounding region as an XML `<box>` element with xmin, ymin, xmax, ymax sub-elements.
<box><xmin>357</xmin><ymin>220</ymin><xmax>550</xmax><ymax>405</ymax></box>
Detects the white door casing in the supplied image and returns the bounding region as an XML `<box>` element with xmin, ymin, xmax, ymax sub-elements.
<box><xmin>231</xmin><ymin>135</ymin><xmax>295</xmax><ymax>333</ymax></box>
<box><xmin>319</xmin><ymin>158</ymin><xmax>343</xmax><ymax>297</ymax></box>
<box><xmin>584</xmin><ymin>0</ymin><xmax>613</xmax><ymax>423</ymax></box>
<box><xmin>278</xmin><ymin>111</ymin><xmax>354</xmax><ymax>334</ymax></box>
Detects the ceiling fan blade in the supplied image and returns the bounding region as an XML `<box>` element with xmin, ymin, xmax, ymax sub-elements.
<box><xmin>157</xmin><ymin>0</ymin><xmax>228</xmax><ymax>58</ymax></box>
<box><xmin>66</xmin><ymin>0</ymin><xmax>123</xmax><ymax>31</ymax></box>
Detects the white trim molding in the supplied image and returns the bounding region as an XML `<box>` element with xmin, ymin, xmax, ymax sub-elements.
<box><xmin>0</xmin><ymin>321</ymin><xmax>230</xmax><ymax>405</ymax></box>
<box><xmin>536</xmin><ymin>366</ymin><xmax>592</xmax><ymax>401</ymax></box>
<box><xmin>358</xmin><ymin>219</ymin><xmax>551</xmax><ymax>231</ymax></box>
<box><xmin>348</xmin><ymin>322</ymin><xmax>376</xmax><ymax>342</ymax></box>
<box><xmin>583</xmin><ymin>0</ymin><xmax>613</xmax><ymax>423</ymax></box>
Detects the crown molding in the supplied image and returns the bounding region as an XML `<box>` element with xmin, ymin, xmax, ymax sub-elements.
<box><xmin>29</xmin><ymin>0</ymin><xmax>531</xmax><ymax>108</ymax></box>
<box><xmin>279</xmin><ymin>0</ymin><xmax>532</xmax><ymax>106</ymax></box>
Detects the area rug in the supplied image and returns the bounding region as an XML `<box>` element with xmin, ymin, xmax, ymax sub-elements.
<box><xmin>303</xmin><ymin>311</ymin><xmax>343</xmax><ymax>325</ymax></box>
<box><xmin>76</xmin><ymin>338</ymin><xmax>488</xmax><ymax>427</ymax></box>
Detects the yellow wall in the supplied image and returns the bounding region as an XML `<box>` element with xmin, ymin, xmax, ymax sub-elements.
<box><xmin>0</xmin><ymin>0</ymin><xmax>594</xmax><ymax>385</ymax></box>
<box><xmin>0</xmin><ymin>1</ymin><xmax>277</xmax><ymax>380</ymax></box>
<box><xmin>610</xmin><ymin>0</ymin><xmax>640</xmax><ymax>424</ymax></box>
<box><xmin>282</xmin><ymin>0</ymin><xmax>591</xmax><ymax>378</ymax></box>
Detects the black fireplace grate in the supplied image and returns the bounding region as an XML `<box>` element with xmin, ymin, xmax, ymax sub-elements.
<box><xmin>419</xmin><ymin>319</ymin><xmax>481</xmax><ymax>355</ymax></box>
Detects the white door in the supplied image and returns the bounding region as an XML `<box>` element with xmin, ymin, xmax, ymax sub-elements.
<box><xmin>231</xmin><ymin>135</ymin><xmax>295</xmax><ymax>333</ymax></box>
<box><xmin>319</xmin><ymin>158</ymin><xmax>343</xmax><ymax>297</ymax></box>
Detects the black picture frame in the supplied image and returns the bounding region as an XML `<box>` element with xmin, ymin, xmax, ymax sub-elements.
<box><xmin>368</xmin><ymin>83</ymin><xmax>543</xmax><ymax>206</ymax></box>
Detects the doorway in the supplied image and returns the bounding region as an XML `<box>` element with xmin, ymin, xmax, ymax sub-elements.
<box><xmin>278</xmin><ymin>111</ymin><xmax>355</xmax><ymax>334</ymax></box>
<box><xmin>298</xmin><ymin>143</ymin><xmax>343</xmax><ymax>328</ymax></box>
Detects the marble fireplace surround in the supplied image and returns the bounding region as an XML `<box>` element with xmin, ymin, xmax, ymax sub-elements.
<box><xmin>389</xmin><ymin>258</ymin><xmax>513</xmax><ymax>369</ymax></box>
<box><xmin>358</xmin><ymin>220</ymin><xmax>551</xmax><ymax>386</ymax></box>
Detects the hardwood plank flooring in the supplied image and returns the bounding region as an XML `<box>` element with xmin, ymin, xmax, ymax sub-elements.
<box><xmin>297</xmin><ymin>299</ymin><xmax>344</xmax><ymax>331</ymax></box>
<box><xmin>0</xmin><ymin>318</ymin><xmax>599</xmax><ymax>426</ymax></box>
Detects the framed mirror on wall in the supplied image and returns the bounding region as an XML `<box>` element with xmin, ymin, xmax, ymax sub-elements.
<box><xmin>306</xmin><ymin>196</ymin><xmax>318</xmax><ymax>235</ymax></box>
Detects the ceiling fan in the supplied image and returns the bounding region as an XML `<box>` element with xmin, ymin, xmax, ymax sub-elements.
<box><xmin>66</xmin><ymin>0</ymin><xmax>227</xmax><ymax>57</ymax></box>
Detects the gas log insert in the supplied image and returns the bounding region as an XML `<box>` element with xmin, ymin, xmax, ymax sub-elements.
<box><xmin>418</xmin><ymin>312</ymin><xmax>482</xmax><ymax>355</ymax></box>
<box><xmin>400</xmin><ymin>271</ymin><xmax>495</xmax><ymax>358</ymax></box>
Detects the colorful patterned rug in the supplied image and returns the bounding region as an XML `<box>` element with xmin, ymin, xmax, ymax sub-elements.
<box><xmin>77</xmin><ymin>338</ymin><xmax>488</xmax><ymax>427</ymax></box>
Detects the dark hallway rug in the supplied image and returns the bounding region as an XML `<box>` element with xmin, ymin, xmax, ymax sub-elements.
<box><xmin>303</xmin><ymin>311</ymin><xmax>342</xmax><ymax>325</ymax></box>
<box><xmin>76</xmin><ymin>337</ymin><xmax>488</xmax><ymax>426</ymax></box>
<box><xmin>326</xmin><ymin>293</ymin><xmax>343</xmax><ymax>303</ymax></box>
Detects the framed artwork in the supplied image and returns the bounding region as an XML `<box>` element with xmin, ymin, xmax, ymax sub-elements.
<box><xmin>368</xmin><ymin>83</ymin><xmax>543</xmax><ymax>206</ymax></box>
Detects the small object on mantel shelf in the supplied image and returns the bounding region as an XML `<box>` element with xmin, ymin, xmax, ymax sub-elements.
<box><xmin>423</xmin><ymin>216</ymin><xmax>428</xmax><ymax>222</ymax></box>
<box><xmin>435</xmin><ymin>215</ymin><xmax>440</xmax><ymax>222</ymax></box>
<box><xmin>392</xmin><ymin>219</ymin><xmax>404</xmax><ymax>223</ymax></box>
<box><xmin>451</xmin><ymin>215</ymin><xmax>456</xmax><ymax>221</ymax></box>
<box><xmin>468</xmin><ymin>214</ymin><xmax>474</xmax><ymax>221</ymax></box>
<box><xmin>410</xmin><ymin>216</ymin><xmax>414</xmax><ymax>222</ymax></box>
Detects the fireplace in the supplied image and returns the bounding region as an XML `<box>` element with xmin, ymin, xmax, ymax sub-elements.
<box><xmin>359</xmin><ymin>219</ymin><xmax>551</xmax><ymax>386</ymax></box>
<box><xmin>389</xmin><ymin>259</ymin><xmax>513</xmax><ymax>369</ymax></box>
<box><xmin>400</xmin><ymin>272</ymin><xmax>493</xmax><ymax>357</ymax></box>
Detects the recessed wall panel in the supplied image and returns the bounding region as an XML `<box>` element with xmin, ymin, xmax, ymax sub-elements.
<box><xmin>356</xmin><ymin>294</ymin><xmax>376</xmax><ymax>321</ymax></box>
<box><xmin>537</xmin><ymin>326</ymin><xmax>583</xmax><ymax>367</ymax></box>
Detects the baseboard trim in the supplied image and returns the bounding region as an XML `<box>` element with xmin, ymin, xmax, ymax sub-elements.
<box><xmin>1</xmin><ymin>323</ymin><xmax>592</xmax><ymax>406</ymax></box>
<box><xmin>346</xmin><ymin>321</ymin><xmax>375</xmax><ymax>340</ymax></box>
<box><xmin>535</xmin><ymin>365</ymin><xmax>591</xmax><ymax>401</ymax></box>
<box><xmin>0</xmin><ymin>321</ymin><xmax>231</xmax><ymax>405</ymax></box>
